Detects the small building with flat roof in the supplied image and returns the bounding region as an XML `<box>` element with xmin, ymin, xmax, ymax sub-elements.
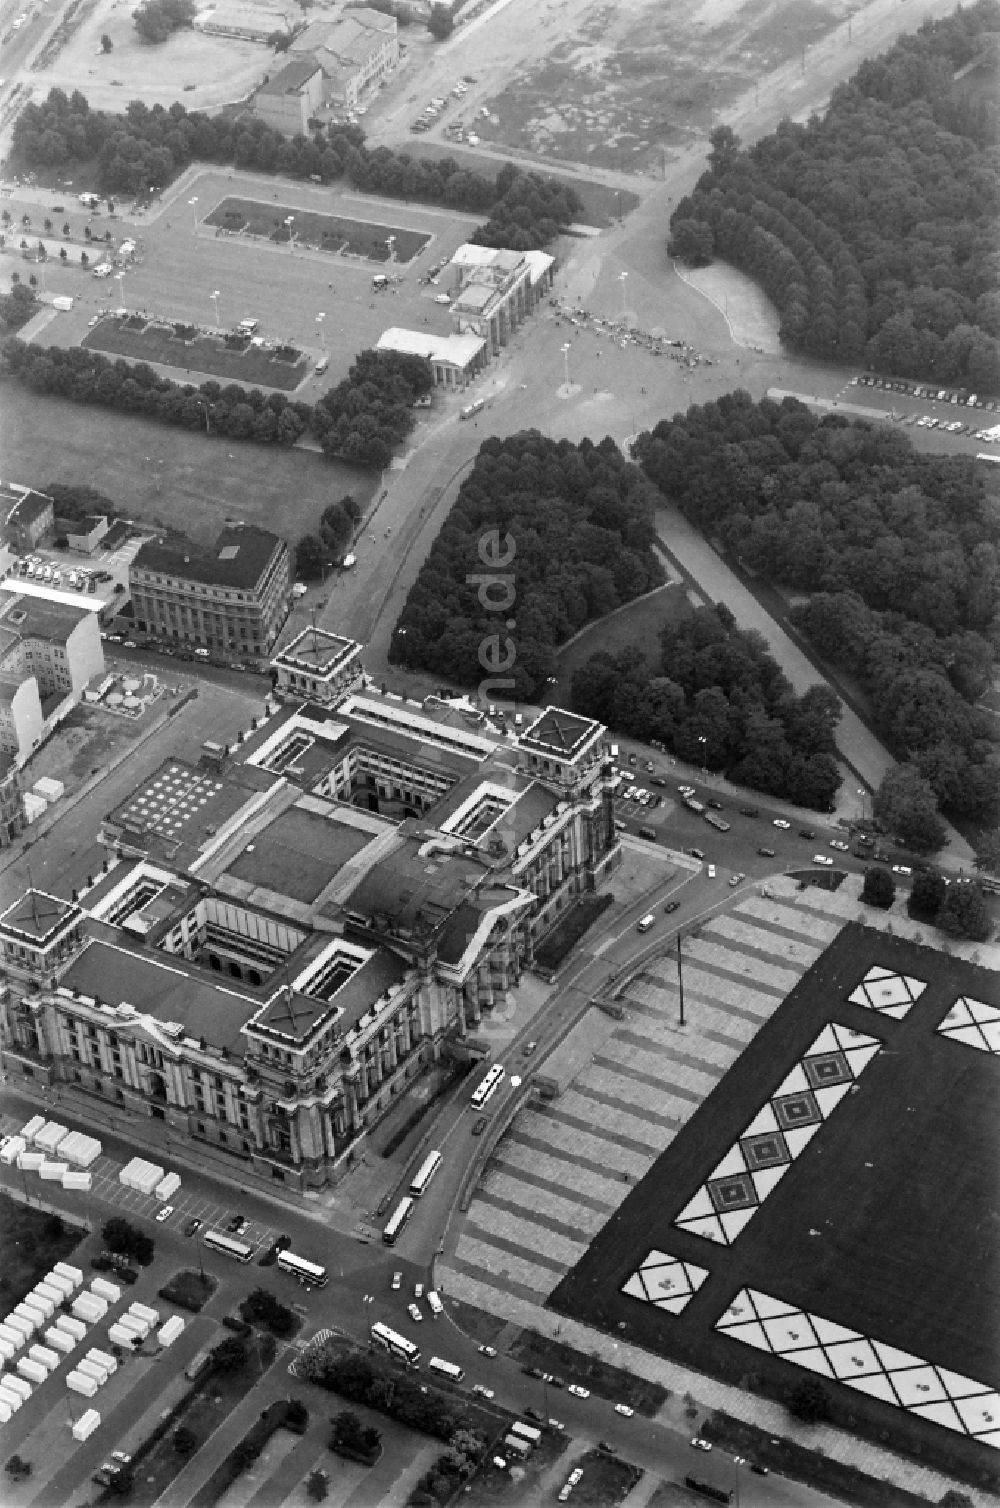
<box><xmin>271</xmin><ymin>628</ymin><xmax>364</xmax><ymax>704</ymax></box>
<box><xmin>376</xmin><ymin>328</ymin><xmax>487</xmax><ymax>387</ymax></box>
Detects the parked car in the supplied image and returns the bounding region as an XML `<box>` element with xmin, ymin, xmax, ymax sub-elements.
<box><xmin>155</xmin><ymin>1204</ymin><xmax>174</xmax><ymax>1223</ymax></box>
<box><xmin>614</xmin><ymin>1403</ymin><xmax>634</xmax><ymax>1417</ymax></box>
<box><xmin>392</xmin><ymin>1271</ymin><xmax>402</xmax><ymax>1290</ymax></box>
<box><xmin>471</xmin><ymin>1117</ymin><xmax>488</xmax><ymax>1136</ymax></box>
<box><xmin>758</xmin><ymin>846</ymin><xmax>776</xmax><ymax>857</ymax></box>
<box><xmin>548</xmin><ymin>1418</ymin><xmax>565</xmax><ymax>1431</ymax></box>
<box><xmin>829</xmin><ymin>839</ymin><xmax>850</xmax><ymax>852</ymax></box>
<box><xmin>408</xmin><ymin>1303</ymin><xmax>423</xmax><ymax>1322</ymax></box>
<box><xmin>414</xmin><ymin>1282</ymin><xmax>424</xmax><ymax>1299</ymax></box>
<box><xmin>690</xmin><ymin>1437</ymin><xmax>713</xmax><ymax>1452</ymax></box>
<box><xmin>472</xmin><ymin>1383</ymin><xmax>495</xmax><ymax>1398</ymax></box>
<box><xmin>663</xmin><ymin>900</ymin><xmax>680</xmax><ymax>914</ymax></box>
<box><xmin>226</xmin><ymin>1213</ymin><xmax>249</xmax><ymax>1235</ymax></box>
<box><xmin>182</xmin><ymin>1218</ymin><xmax>202</xmax><ymax>1238</ymax></box>
<box><xmin>478</xmin><ymin>1344</ymin><xmax>497</xmax><ymax>1357</ymax></box>
<box><xmin>568</xmin><ymin>1384</ymin><xmax>590</xmax><ymax>1398</ymax></box>
<box><xmin>813</xmin><ymin>854</ymin><xmax>834</xmax><ymax>866</ymax></box>
<box><xmin>798</xmin><ymin>828</ymin><xmax>815</xmax><ymax>839</ymax></box>
<box><xmin>773</xmin><ymin>818</ymin><xmax>791</xmax><ymax>830</ymax></box>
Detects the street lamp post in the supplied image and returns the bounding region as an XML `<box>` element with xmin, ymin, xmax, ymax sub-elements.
<box><xmin>362</xmin><ymin>1294</ymin><xmax>374</xmax><ymax>1345</ymax></box>
<box><xmin>618</xmin><ymin>270</ymin><xmax>628</xmax><ymax>324</ymax></box>
<box><xmin>857</xmin><ymin>787</ymin><xmax>867</xmax><ymax>823</ymax></box>
<box><xmin>188</xmin><ymin>196</ymin><xmax>198</xmax><ymax>232</ymax></box>
<box><xmin>676</xmin><ymin>933</ymin><xmax>685</xmax><ymax>1027</ymax></box>
<box><xmin>561</xmin><ymin>341</ymin><xmax>571</xmax><ymax>389</ymax></box>
<box><xmin>697</xmin><ymin>734</ymin><xmax>707</xmax><ymax>779</ymax></box>
<box><xmin>316</xmin><ymin>311</ymin><xmax>326</xmax><ymax>349</ymax></box>
<box><xmin>210</xmin><ymin>288</ymin><xmax>221</xmax><ymax>328</ymax></box>
<box><xmin>284</xmin><ymin>216</ymin><xmax>295</xmax><ymax>251</ymax></box>
<box><xmin>385</xmin><ymin>235</ymin><xmax>395</xmax><ymax>278</ymax></box>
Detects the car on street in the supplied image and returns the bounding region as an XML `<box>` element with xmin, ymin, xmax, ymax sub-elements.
<box><xmin>750</xmin><ymin>1463</ymin><xmax>770</xmax><ymax>1475</ymax></box>
<box><xmin>548</xmin><ymin>1418</ymin><xmax>565</xmax><ymax>1431</ymax></box>
<box><xmin>408</xmin><ymin>1303</ymin><xmax>423</xmax><ymax>1322</ymax></box>
<box><xmin>614</xmin><ymin>1403</ymin><xmax>634</xmax><ymax>1417</ymax></box>
<box><xmin>597</xmin><ymin>1440</ymin><xmax>617</xmax><ymax>1454</ymax></box>
<box><xmin>478</xmin><ymin>1344</ymin><xmax>497</xmax><ymax>1357</ymax></box>
<box><xmin>690</xmin><ymin>1437</ymin><xmax>713</xmax><ymax>1452</ymax></box>
<box><xmin>687</xmin><ymin>847</ymin><xmax>704</xmax><ymax>860</ymax></box>
<box><xmin>892</xmin><ymin>864</ymin><xmax>913</xmax><ymax>875</ymax></box>
<box><xmin>707</xmin><ymin>864</ymin><xmax>716</xmax><ymax>878</ymax></box>
<box><xmin>830</xmin><ymin>839</ymin><xmax>850</xmax><ymax>851</ymax></box>
<box><xmin>813</xmin><ymin>854</ymin><xmax>834</xmax><ymax>866</ymax></box>
<box><xmin>155</xmin><ymin>1205</ymin><xmax>174</xmax><ymax>1222</ymax></box>
<box><xmin>707</xmin><ymin>799</ymin><xmax>724</xmax><ymax>810</ymax></box>
<box><xmin>773</xmin><ymin>818</ymin><xmax>791</xmax><ymax>830</ymax></box>
<box><xmin>472</xmin><ymin>1117</ymin><xmax>488</xmax><ymax>1136</ymax></box>
<box><xmin>522</xmin><ymin>1040</ymin><xmax>538</xmax><ymax>1055</ymax></box>
<box><xmin>568</xmin><ymin>1468</ymin><xmax>584</xmax><ymax>1485</ymax></box>
<box><xmin>568</xmin><ymin>1384</ymin><xmax>590</xmax><ymax>1398</ymax></box>
<box><xmin>472</xmin><ymin>1383</ymin><xmax>495</xmax><ymax>1398</ymax></box>
<box><xmin>392</xmin><ymin>1272</ymin><xmax>402</xmax><ymax>1290</ymax></box>
<box><xmin>663</xmin><ymin>900</ymin><xmax>680</xmax><ymax>913</ymax></box>
<box><xmin>183</xmin><ymin>1218</ymin><xmax>202</xmax><ymax>1237</ymax></box>
<box><xmin>729</xmin><ymin>873</ymin><xmax>745</xmax><ymax>887</ymax></box>
<box><xmin>798</xmin><ymin>828</ymin><xmax>815</xmax><ymax>839</ymax></box>
<box><xmin>758</xmin><ymin>846</ymin><xmax>776</xmax><ymax>857</ymax></box>
<box><xmin>414</xmin><ymin>1282</ymin><xmax>424</xmax><ymax>1298</ymax></box>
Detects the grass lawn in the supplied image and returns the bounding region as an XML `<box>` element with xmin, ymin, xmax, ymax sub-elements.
<box><xmin>549</xmin><ymin>924</ymin><xmax>1000</xmax><ymax>1491</ymax></box>
<box><xmin>206</xmin><ymin>197</ymin><xmax>431</xmax><ymax>262</ymax></box>
<box><xmin>0</xmin><ymin>1195</ymin><xmax>85</xmax><ymax>1309</ymax></box>
<box><xmin>159</xmin><ymin>1269</ymin><xmax>218</xmax><ymax>1312</ymax></box>
<box><xmin>570</xmin><ymin>1449</ymin><xmax>642</xmax><ymax>1507</ymax></box>
<box><xmin>556</xmin><ymin>582</ymin><xmax>690</xmax><ymax>688</ymax></box>
<box><xmin>83</xmin><ymin>317</ymin><xmax>308</xmax><ymax>390</ymax></box>
<box><xmin>0</xmin><ymin>382</ymin><xmax>374</xmax><ymax>547</ymax></box>
<box><xmin>510</xmin><ymin>1331</ymin><xmax>668</xmax><ymax>1416</ymax></box>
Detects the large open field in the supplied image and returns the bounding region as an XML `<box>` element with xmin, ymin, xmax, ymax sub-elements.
<box><xmin>550</xmin><ymin>924</ymin><xmax>1000</xmax><ymax>1484</ymax></box>
<box><xmin>0</xmin><ymin>379</ymin><xmax>373</xmax><ymax>546</ymax></box>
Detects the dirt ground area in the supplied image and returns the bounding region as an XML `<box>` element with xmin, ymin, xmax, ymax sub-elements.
<box><xmin>412</xmin><ymin>0</ymin><xmax>861</xmax><ymax>173</ymax></box>
<box><xmin>27</xmin><ymin>689</ymin><xmax>163</xmax><ymax>793</ymax></box>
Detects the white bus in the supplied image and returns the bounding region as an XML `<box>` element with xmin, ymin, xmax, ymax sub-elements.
<box><xmin>511</xmin><ymin>1421</ymin><xmax>542</xmax><ymax>1446</ymax></box>
<box><xmin>428</xmin><ymin>1356</ymin><xmax>465</xmax><ymax>1383</ymax></box>
<box><xmin>383</xmin><ymin>1196</ymin><xmax>415</xmax><ymax>1245</ymax></box>
<box><xmin>371</xmin><ymin>1321</ymin><xmax>420</xmax><ymax>1367</ymax></box>
<box><xmin>470</xmin><ymin>1064</ymin><xmax>505</xmax><ymax>1109</ymax></box>
<box><xmin>277</xmin><ymin>1250</ymin><xmax>328</xmax><ymax>1288</ymax></box>
<box><xmin>202</xmin><ymin>1229</ymin><xmax>253</xmax><ymax>1263</ymax></box>
<box><xmin>409</xmin><ymin>1150</ymin><xmax>442</xmax><ymax>1198</ymax></box>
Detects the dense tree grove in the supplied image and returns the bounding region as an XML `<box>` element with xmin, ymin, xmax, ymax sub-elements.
<box><xmin>572</xmin><ymin>605</ymin><xmax>843</xmax><ymax>811</ymax></box>
<box><xmin>0</xmin><ymin>282</ymin><xmax>38</xmax><ymax>334</ymax></box>
<box><xmin>133</xmin><ymin>0</ymin><xmax>196</xmax><ymax>43</ymax></box>
<box><xmin>312</xmin><ymin>349</ymin><xmax>432</xmax><ymax>469</ymax></box>
<box><xmin>669</xmin><ymin>3</ymin><xmax>1000</xmax><ymax>387</ymax></box>
<box><xmin>634</xmin><ymin>392</ymin><xmax>1000</xmax><ymax>827</ymax></box>
<box><xmin>390</xmin><ymin>431</ymin><xmax>664</xmax><ymax>698</ymax></box>
<box><xmin>11</xmin><ymin>90</ymin><xmax>579</xmax><ymax>248</ymax></box>
<box><xmin>297</xmin><ymin>1346</ymin><xmax>484</xmax><ymax>1452</ymax></box>
<box><xmin>0</xmin><ymin>339</ymin><xmax>430</xmax><ymax>467</ymax></box>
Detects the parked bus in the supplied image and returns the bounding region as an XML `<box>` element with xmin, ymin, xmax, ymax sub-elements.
<box><xmin>470</xmin><ymin>1064</ymin><xmax>505</xmax><ymax>1109</ymax></box>
<box><xmin>409</xmin><ymin>1150</ymin><xmax>443</xmax><ymax>1198</ymax></box>
<box><xmin>383</xmin><ymin>1196</ymin><xmax>415</xmax><ymax>1245</ymax></box>
<box><xmin>276</xmin><ymin>1250</ymin><xmax>328</xmax><ymax>1288</ymax></box>
<box><xmin>460</xmin><ymin>398</ymin><xmax>486</xmax><ymax>420</ymax></box>
<box><xmin>703</xmin><ymin>811</ymin><xmax>731</xmax><ymax>832</ymax></box>
<box><xmin>510</xmin><ymin>1421</ymin><xmax>542</xmax><ymax>1446</ymax></box>
<box><xmin>371</xmin><ymin>1321</ymin><xmax>420</xmax><ymax>1367</ymax></box>
<box><xmin>202</xmin><ymin>1229</ymin><xmax>253</xmax><ymax>1263</ymax></box>
<box><xmin>428</xmin><ymin>1356</ymin><xmax>465</xmax><ymax>1383</ymax></box>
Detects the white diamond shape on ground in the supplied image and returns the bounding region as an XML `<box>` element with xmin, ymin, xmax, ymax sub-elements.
<box><xmin>902</xmin><ymin>976</ymin><xmax>926</xmax><ymax>1000</ymax></box>
<box><xmin>890</xmin><ymin>1367</ymin><xmax>948</xmax><ymax>1407</ymax></box>
<box><xmin>939</xmin><ymin>1002</ymin><xmax>972</xmax><ymax>1030</ymax></box>
<box><xmin>954</xmin><ymin>1393</ymin><xmax>1000</xmax><ymax>1435</ymax></box>
<box><xmin>746</xmin><ymin>1290</ymin><xmax>801</xmax><ymax>1321</ymax></box>
<box><xmin>676</xmin><ymin>1188</ymin><xmax>715</xmax><ymax>1223</ymax></box>
<box><xmin>937</xmin><ymin>1368</ymin><xmax>992</xmax><ymax>1400</ymax></box>
<box><xmin>864</xmin><ymin>966</ymin><xmax>895</xmax><ymax>980</ymax></box>
<box><xmin>808</xmin><ymin>1026</ymin><xmax>841</xmax><ymax>1056</ymax></box>
<box><xmin>762</xmin><ymin>1315</ymin><xmax>819</xmax><ymax>1353</ymax></box>
<box><xmin>981</xmin><ymin>1022</ymin><xmax>1000</xmax><ymax>1053</ymax></box>
<box><xmin>774</xmin><ymin>1064</ymin><xmax>810</xmax><ymax>1097</ymax></box>
<box><xmin>621</xmin><ymin>1274</ymin><xmax>650</xmax><ymax>1303</ymax></box>
<box><xmin>974</xmin><ymin>1431</ymin><xmax>1000</xmax><ymax>1451</ymax></box>
<box><xmin>966</xmin><ymin>997</ymin><xmax>1000</xmax><ymax>1024</ymax></box>
<box><xmin>790</xmin><ymin>1347</ymin><xmax>835</xmax><ymax>1377</ymax></box>
<box><xmin>867</xmin><ymin>978</ymin><xmax>911</xmax><ymax>1008</ymax></box>
<box><xmin>783</xmin><ymin>1124</ymin><xmax>821</xmax><ymax>1158</ymax></box>
<box><xmin>813</xmin><ymin>1082</ymin><xmax>852</xmax><ymax>1117</ymax></box>
<box><xmin>825</xmin><ymin>1339</ymin><xmax>881</xmax><ymax>1378</ymax></box>
<box><xmin>712</xmin><ymin>1145</ymin><xmax>749</xmax><ymax>1179</ymax></box>
<box><xmin>683</xmin><ymin>1263</ymin><xmax>710</xmax><ymax>1291</ymax></box>
<box><xmin>831</xmin><ymin>1024</ymin><xmax>880</xmax><ymax>1050</ymax></box>
<box><xmin>719</xmin><ymin>1209</ymin><xmax>756</xmax><ymax>1242</ymax></box>
<box><xmin>944</xmin><ymin>1024</ymin><xmax>995</xmax><ymax>1054</ymax></box>
<box><xmin>872</xmin><ymin>1341</ymin><xmax>925</xmax><ymax>1372</ymax></box>
<box><xmin>720</xmin><ymin>1320</ymin><xmax>771</xmax><ymax>1351</ymax></box>
<box><xmin>751</xmin><ymin>1166</ymin><xmax>788</xmax><ymax>1201</ymax></box>
<box><xmin>718</xmin><ymin>1295</ymin><xmax>752</xmax><ymax>1327</ymax></box>
<box><xmin>848</xmin><ymin>984</ymin><xmax>874</xmax><ymax>1007</ymax></box>
<box><xmin>846</xmin><ymin>1372</ymin><xmax>900</xmax><ymax>1404</ymax></box>
<box><xmin>911</xmin><ymin>1400</ymin><xmax>966</xmax><ymax>1433</ymax></box>
<box><xmin>658</xmin><ymin>1294</ymin><xmax>694</xmax><ymax>1315</ymax></box>
<box><xmin>844</xmin><ymin>1044</ymin><xmax>881</xmax><ymax>1074</ymax></box>
<box><xmin>811</xmin><ymin>1315</ymin><xmax>863</xmax><ymax>1347</ymax></box>
<box><xmin>742</xmin><ymin>1102</ymin><xmax>779</xmax><ymax>1136</ymax></box>
<box><xmin>676</xmin><ymin>1213</ymin><xmax>726</xmax><ymax>1244</ymax></box>
<box><xmin>638</xmin><ymin>1248</ymin><xmax>676</xmax><ymax>1272</ymax></box>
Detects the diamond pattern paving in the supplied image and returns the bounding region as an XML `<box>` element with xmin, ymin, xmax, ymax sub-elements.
<box><xmin>673</xmin><ymin>1023</ymin><xmax>882</xmax><ymax>1246</ymax></box>
<box><xmin>621</xmin><ymin>1249</ymin><xmax>710</xmax><ymax>1313</ymax></box>
<box><xmin>716</xmin><ymin>1289</ymin><xmax>1000</xmax><ymax>1451</ymax></box>
<box><xmin>847</xmin><ymin>965</ymin><xmax>926</xmax><ymax>1018</ymax></box>
<box><xmin>937</xmin><ymin>997</ymin><xmax>1000</xmax><ymax>1056</ymax></box>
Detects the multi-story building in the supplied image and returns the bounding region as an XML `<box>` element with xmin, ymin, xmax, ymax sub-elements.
<box><xmin>290</xmin><ymin>8</ymin><xmax>399</xmax><ymax>110</ymax></box>
<box><xmin>129</xmin><ymin>524</ymin><xmax>291</xmax><ymax>663</ymax></box>
<box><xmin>448</xmin><ymin>246</ymin><xmax>556</xmax><ymax>358</ymax></box>
<box><xmin>0</xmin><ymin>665</ymin><xmax>621</xmax><ymax>1191</ymax></box>
<box><xmin>253</xmin><ymin>56</ymin><xmax>326</xmax><ymax>136</ymax></box>
<box><xmin>1</xmin><ymin>483</ymin><xmax>54</xmax><ymax>555</ymax></box>
<box><xmin>0</xmin><ymin>585</ymin><xmax>104</xmax><ymax>762</ymax></box>
<box><xmin>0</xmin><ymin>752</ymin><xmax>26</xmax><ymax>847</ymax></box>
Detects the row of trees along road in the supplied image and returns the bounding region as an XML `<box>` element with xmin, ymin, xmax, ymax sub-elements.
<box><xmin>0</xmin><ymin>339</ymin><xmax>432</xmax><ymax>468</ymax></box>
<box><xmin>11</xmin><ymin>90</ymin><xmax>580</xmax><ymax>249</ymax></box>
<box><xmin>390</xmin><ymin>431</ymin><xmax>664</xmax><ymax>699</ymax></box>
<box><xmin>572</xmin><ymin>604</ymin><xmax>843</xmax><ymax>811</ymax></box>
<box><xmin>634</xmin><ymin>392</ymin><xmax>999</xmax><ymax>848</ymax></box>
<box><xmin>669</xmin><ymin>1</ymin><xmax>1000</xmax><ymax>390</ymax></box>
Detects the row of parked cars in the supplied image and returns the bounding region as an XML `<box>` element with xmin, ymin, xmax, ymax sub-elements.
<box><xmin>854</xmin><ymin>375</ymin><xmax>997</xmax><ymax>410</ymax></box>
<box><xmin>9</xmin><ymin>554</ymin><xmax>108</xmax><ymax>593</ymax></box>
